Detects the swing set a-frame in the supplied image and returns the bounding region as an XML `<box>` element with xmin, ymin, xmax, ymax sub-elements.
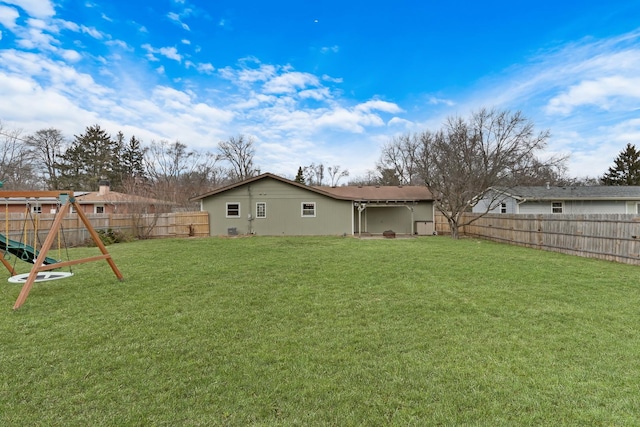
<box><xmin>1</xmin><ymin>190</ymin><xmax>124</xmax><ymax>310</ymax></box>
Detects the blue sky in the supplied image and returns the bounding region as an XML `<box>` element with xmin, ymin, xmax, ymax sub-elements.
<box><xmin>1</xmin><ymin>0</ymin><xmax>639</xmax><ymax>180</ymax></box>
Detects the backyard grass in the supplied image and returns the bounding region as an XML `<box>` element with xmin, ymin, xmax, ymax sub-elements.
<box><xmin>1</xmin><ymin>235</ymin><xmax>640</xmax><ymax>426</ymax></box>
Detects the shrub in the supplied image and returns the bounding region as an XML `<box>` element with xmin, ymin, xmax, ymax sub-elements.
<box><xmin>84</xmin><ymin>228</ymin><xmax>134</xmax><ymax>246</ymax></box>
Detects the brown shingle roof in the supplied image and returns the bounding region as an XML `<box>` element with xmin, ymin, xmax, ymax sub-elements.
<box><xmin>315</xmin><ymin>185</ymin><xmax>433</xmax><ymax>201</ymax></box>
<box><xmin>75</xmin><ymin>191</ymin><xmax>171</xmax><ymax>205</ymax></box>
<box><xmin>190</xmin><ymin>173</ymin><xmax>433</xmax><ymax>202</ymax></box>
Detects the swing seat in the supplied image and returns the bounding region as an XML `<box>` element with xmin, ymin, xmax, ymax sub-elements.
<box><xmin>8</xmin><ymin>271</ymin><xmax>74</xmax><ymax>283</ymax></box>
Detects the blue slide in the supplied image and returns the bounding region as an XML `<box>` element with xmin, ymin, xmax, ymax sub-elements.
<box><xmin>0</xmin><ymin>233</ymin><xmax>58</xmax><ymax>265</ymax></box>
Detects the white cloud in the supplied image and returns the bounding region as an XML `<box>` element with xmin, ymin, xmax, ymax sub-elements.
<box><xmin>546</xmin><ymin>76</ymin><xmax>640</xmax><ymax>114</ymax></box>
<box><xmin>322</xmin><ymin>74</ymin><xmax>343</xmax><ymax>83</ymax></box>
<box><xmin>0</xmin><ymin>5</ymin><xmax>20</xmax><ymax>29</ymax></box>
<box><xmin>16</xmin><ymin>26</ymin><xmax>57</xmax><ymax>50</ymax></box>
<box><xmin>219</xmin><ymin>60</ymin><xmax>277</xmax><ymax>86</ymax></box>
<box><xmin>320</xmin><ymin>45</ymin><xmax>339</xmax><ymax>54</ymax></box>
<box><xmin>263</xmin><ymin>71</ymin><xmax>320</xmax><ymax>94</ymax></box>
<box><xmin>60</xmin><ymin>49</ymin><xmax>81</xmax><ymax>61</ymax></box>
<box><xmin>427</xmin><ymin>96</ymin><xmax>455</xmax><ymax>106</ymax></box>
<box><xmin>106</xmin><ymin>39</ymin><xmax>131</xmax><ymax>50</ymax></box>
<box><xmin>142</xmin><ymin>44</ymin><xmax>183</xmax><ymax>62</ymax></box>
<box><xmin>167</xmin><ymin>11</ymin><xmax>190</xmax><ymax>31</ymax></box>
<box><xmin>196</xmin><ymin>62</ymin><xmax>214</xmax><ymax>74</ymax></box>
<box><xmin>355</xmin><ymin>99</ymin><xmax>403</xmax><ymax>114</ymax></box>
<box><xmin>2</xmin><ymin>0</ymin><xmax>55</xmax><ymax>19</ymax></box>
<box><xmin>159</xmin><ymin>46</ymin><xmax>182</xmax><ymax>62</ymax></box>
<box><xmin>79</xmin><ymin>24</ymin><xmax>103</xmax><ymax>39</ymax></box>
<box><xmin>314</xmin><ymin>104</ymin><xmax>391</xmax><ymax>133</ymax></box>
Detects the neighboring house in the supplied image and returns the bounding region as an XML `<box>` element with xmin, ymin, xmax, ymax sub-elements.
<box><xmin>0</xmin><ymin>192</ymin><xmax>85</xmax><ymax>215</ymax></box>
<box><xmin>74</xmin><ymin>181</ymin><xmax>172</xmax><ymax>214</ymax></box>
<box><xmin>191</xmin><ymin>173</ymin><xmax>435</xmax><ymax>236</ymax></box>
<box><xmin>0</xmin><ymin>181</ymin><xmax>171</xmax><ymax>215</ymax></box>
<box><xmin>473</xmin><ymin>185</ymin><xmax>640</xmax><ymax>215</ymax></box>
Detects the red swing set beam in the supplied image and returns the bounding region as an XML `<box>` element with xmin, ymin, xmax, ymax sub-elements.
<box><xmin>2</xmin><ymin>191</ymin><xmax>124</xmax><ymax>309</ymax></box>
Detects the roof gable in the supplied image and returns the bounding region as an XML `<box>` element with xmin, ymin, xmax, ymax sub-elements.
<box><xmin>191</xmin><ymin>173</ymin><xmax>350</xmax><ymax>201</ymax></box>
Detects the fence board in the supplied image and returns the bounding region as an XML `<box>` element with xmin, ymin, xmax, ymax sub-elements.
<box><xmin>436</xmin><ymin>212</ymin><xmax>640</xmax><ymax>265</ymax></box>
<box><xmin>0</xmin><ymin>211</ymin><xmax>210</xmax><ymax>247</ymax></box>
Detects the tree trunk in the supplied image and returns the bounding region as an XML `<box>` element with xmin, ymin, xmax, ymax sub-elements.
<box><xmin>448</xmin><ymin>218</ymin><xmax>460</xmax><ymax>239</ymax></box>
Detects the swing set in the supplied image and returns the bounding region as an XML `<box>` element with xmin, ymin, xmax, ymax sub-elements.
<box><xmin>1</xmin><ymin>191</ymin><xmax>124</xmax><ymax>310</ymax></box>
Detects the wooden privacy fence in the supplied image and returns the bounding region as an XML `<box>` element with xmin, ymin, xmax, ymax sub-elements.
<box><xmin>448</xmin><ymin>212</ymin><xmax>640</xmax><ymax>265</ymax></box>
<box><xmin>0</xmin><ymin>211</ymin><xmax>210</xmax><ymax>246</ymax></box>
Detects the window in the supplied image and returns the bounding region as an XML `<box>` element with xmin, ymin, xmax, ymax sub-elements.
<box><xmin>552</xmin><ymin>202</ymin><xmax>563</xmax><ymax>214</ymax></box>
<box><xmin>95</xmin><ymin>205</ymin><xmax>104</xmax><ymax>214</ymax></box>
<box><xmin>256</xmin><ymin>202</ymin><xmax>266</xmax><ymax>218</ymax></box>
<box><xmin>500</xmin><ymin>203</ymin><xmax>507</xmax><ymax>213</ymax></box>
<box><xmin>301</xmin><ymin>202</ymin><xmax>316</xmax><ymax>217</ymax></box>
<box><xmin>32</xmin><ymin>205</ymin><xmax>42</xmax><ymax>214</ymax></box>
<box><xmin>226</xmin><ymin>203</ymin><xmax>240</xmax><ymax>218</ymax></box>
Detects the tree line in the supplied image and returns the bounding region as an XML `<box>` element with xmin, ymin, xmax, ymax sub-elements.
<box><xmin>1</xmin><ymin>108</ymin><xmax>638</xmax><ymax>235</ymax></box>
<box><xmin>0</xmin><ymin>122</ymin><xmax>355</xmax><ymax>210</ymax></box>
<box><xmin>0</xmin><ymin>123</ymin><xmax>262</xmax><ymax>210</ymax></box>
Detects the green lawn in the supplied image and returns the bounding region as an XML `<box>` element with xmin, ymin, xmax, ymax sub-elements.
<box><xmin>1</xmin><ymin>236</ymin><xmax>640</xmax><ymax>426</ymax></box>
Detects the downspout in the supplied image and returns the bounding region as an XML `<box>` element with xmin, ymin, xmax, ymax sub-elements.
<box><xmin>350</xmin><ymin>201</ymin><xmax>355</xmax><ymax>236</ymax></box>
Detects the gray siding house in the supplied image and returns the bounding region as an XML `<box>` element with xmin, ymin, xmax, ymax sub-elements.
<box><xmin>473</xmin><ymin>186</ymin><xmax>640</xmax><ymax>214</ymax></box>
<box><xmin>191</xmin><ymin>173</ymin><xmax>435</xmax><ymax>236</ymax></box>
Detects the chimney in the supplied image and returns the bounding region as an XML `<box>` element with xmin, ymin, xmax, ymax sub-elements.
<box><xmin>546</xmin><ymin>182</ymin><xmax>550</xmax><ymax>190</ymax></box>
<box><xmin>98</xmin><ymin>179</ymin><xmax>110</xmax><ymax>195</ymax></box>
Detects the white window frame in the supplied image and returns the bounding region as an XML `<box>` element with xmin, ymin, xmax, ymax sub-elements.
<box><xmin>500</xmin><ymin>202</ymin><xmax>507</xmax><ymax>213</ymax></box>
<box><xmin>256</xmin><ymin>202</ymin><xmax>266</xmax><ymax>218</ymax></box>
<box><xmin>94</xmin><ymin>205</ymin><xmax>105</xmax><ymax>214</ymax></box>
<box><xmin>226</xmin><ymin>202</ymin><xmax>241</xmax><ymax>218</ymax></box>
<box><xmin>301</xmin><ymin>202</ymin><xmax>316</xmax><ymax>217</ymax></box>
<box><xmin>551</xmin><ymin>201</ymin><xmax>563</xmax><ymax>214</ymax></box>
<box><xmin>31</xmin><ymin>205</ymin><xmax>42</xmax><ymax>214</ymax></box>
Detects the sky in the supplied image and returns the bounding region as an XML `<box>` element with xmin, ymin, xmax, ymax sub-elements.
<box><xmin>1</xmin><ymin>0</ymin><xmax>639</xmax><ymax>181</ymax></box>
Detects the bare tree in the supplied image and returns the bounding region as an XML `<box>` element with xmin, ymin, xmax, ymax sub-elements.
<box><xmin>416</xmin><ymin>108</ymin><xmax>565</xmax><ymax>239</ymax></box>
<box><xmin>377</xmin><ymin>133</ymin><xmax>423</xmax><ymax>185</ymax></box>
<box><xmin>146</xmin><ymin>140</ymin><xmax>207</xmax><ymax>209</ymax></box>
<box><xmin>25</xmin><ymin>128</ymin><xmax>66</xmax><ymax>190</ymax></box>
<box><xmin>0</xmin><ymin>123</ymin><xmax>38</xmax><ymax>189</ymax></box>
<box><xmin>327</xmin><ymin>165</ymin><xmax>349</xmax><ymax>186</ymax></box>
<box><xmin>216</xmin><ymin>135</ymin><xmax>258</xmax><ymax>182</ymax></box>
<box><xmin>303</xmin><ymin>163</ymin><xmax>325</xmax><ymax>185</ymax></box>
<box><xmin>348</xmin><ymin>170</ymin><xmax>384</xmax><ymax>186</ymax></box>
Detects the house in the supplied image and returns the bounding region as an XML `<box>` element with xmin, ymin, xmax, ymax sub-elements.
<box><xmin>473</xmin><ymin>185</ymin><xmax>640</xmax><ymax>215</ymax></box>
<box><xmin>191</xmin><ymin>173</ymin><xmax>435</xmax><ymax>236</ymax></box>
<box><xmin>0</xmin><ymin>181</ymin><xmax>171</xmax><ymax>215</ymax></box>
<box><xmin>73</xmin><ymin>181</ymin><xmax>172</xmax><ymax>214</ymax></box>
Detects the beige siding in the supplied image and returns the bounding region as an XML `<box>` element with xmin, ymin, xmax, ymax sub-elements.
<box><xmin>354</xmin><ymin>203</ymin><xmax>433</xmax><ymax>234</ymax></box>
<box><xmin>202</xmin><ymin>178</ymin><xmax>353</xmax><ymax>236</ymax></box>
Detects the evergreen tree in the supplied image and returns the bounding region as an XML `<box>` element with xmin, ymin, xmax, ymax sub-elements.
<box><xmin>294</xmin><ymin>166</ymin><xmax>305</xmax><ymax>184</ymax></box>
<box><xmin>601</xmin><ymin>143</ymin><xmax>640</xmax><ymax>185</ymax></box>
<box><xmin>120</xmin><ymin>135</ymin><xmax>146</xmax><ymax>183</ymax></box>
<box><xmin>57</xmin><ymin>125</ymin><xmax>120</xmax><ymax>190</ymax></box>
